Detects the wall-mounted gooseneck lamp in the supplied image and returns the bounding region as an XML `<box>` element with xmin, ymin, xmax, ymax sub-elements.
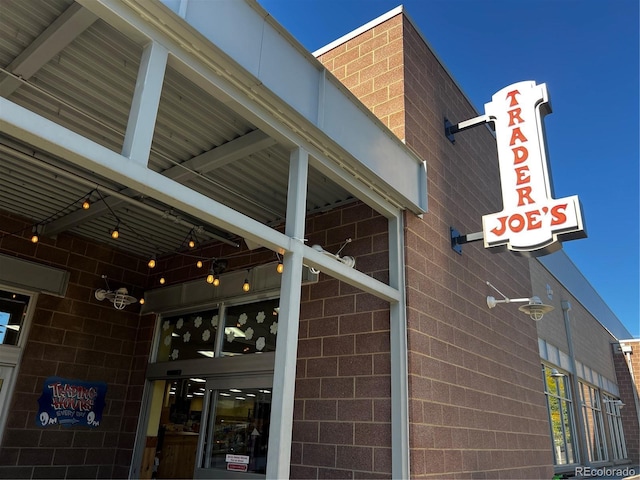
<box><xmin>486</xmin><ymin>281</ymin><xmax>554</xmax><ymax>321</ymax></box>
<box><xmin>95</xmin><ymin>275</ymin><xmax>138</xmax><ymax>310</ymax></box>
<box><xmin>308</xmin><ymin>238</ymin><xmax>356</xmax><ymax>274</ymax></box>
<box><xmin>550</xmin><ymin>368</ymin><xmax>565</xmax><ymax>378</ymax></box>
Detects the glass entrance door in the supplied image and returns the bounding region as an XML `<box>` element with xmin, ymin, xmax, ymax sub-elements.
<box><xmin>198</xmin><ymin>384</ymin><xmax>271</xmax><ymax>477</ymax></box>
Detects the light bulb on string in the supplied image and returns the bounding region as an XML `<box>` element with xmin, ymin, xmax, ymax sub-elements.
<box><xmin>110</xmin><ymin>222</ymin><xmax>120</xmax><ymax>239</ymax></box>
<box><xmin>31</xmin><ymin>225</ymin><xmax>39</xmax><ymax>244</ymax></box>
<box><xmin>242</xmin><ymin>271</ymin><xmax>251</xmax><ymax>292</ymax></box>
<box><xmin>206</xmin><ymin>264</ymin><xmax>220</xmax><ymax>286</ymax></box>
<box><xmin>82</xmin><ymin>198</ymin><xmax>91</xmax><ymax>210</ymax></box>
<box><xmin>148</xmin><ymin>255</ymin><xmax>156</xmax><ymax>269</ymax></box>
<box><xmin>188</xmin><ymin>237</ymin><xmax>196</xmax><ymax>248</ymax></box>
<box><xmin>159</xmin><ymin>276</ymin><xmax>166</xmax><ymax>285</ymax></box>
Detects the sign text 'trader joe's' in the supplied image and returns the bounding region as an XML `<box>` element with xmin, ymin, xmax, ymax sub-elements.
<box><xmin>482</xmin><ymin>81</ymin><xmax>586</xmax><ymax>256</ymax></box>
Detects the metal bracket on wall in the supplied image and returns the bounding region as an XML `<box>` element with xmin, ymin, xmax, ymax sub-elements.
<box><xmin>450</xmin><ymin>227</ymin><xmax>484</xmax><ymax>255</ymax></box>
<box><xmin>444</xmin><ymin>115</ymin><xmax>491</xmax><ymax>144</ymax></box>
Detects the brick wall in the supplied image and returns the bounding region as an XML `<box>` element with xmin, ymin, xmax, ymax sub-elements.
<box><xmin>291</xmin><ymin>203</ymin><xmax>393</xmax><ymax>479</ymax></box>
<box><xmin>319</xmin><ymin>12</ymin><xmax>554</xmax><ymax>479</ymax></box>
<box><xmin>0</xmin><ymin>211</ymin><xmax>154</xmax><ymax>479</ymax></box>
<box><xmin>614</xmin><ymin>340</ymin><xmax>640</xmax><ymax>463</ymax></box>
<box><xmin>317</xmin><ymin>14</ymin><xmax>406</xmax><ymax>141</ymax></box>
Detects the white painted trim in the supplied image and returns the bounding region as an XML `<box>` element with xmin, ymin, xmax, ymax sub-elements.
<box><xmin>122</xmin><ymin>40</ymin><xmax>168</xmax><ymax>166</ymax></box>
<box><xmin>388</xmin><ymin>214</ymin><xmax>410</xmax><ymax>479</ymax></box>
<box><xmin>312</xmin><ymin>5</ymin><xmax>404</xmax><ymax>57</ymax></box>
<box><xmin>267</xmin><ymin>148</ymin><xmax>308</xmax><ymax>479</ymax></box>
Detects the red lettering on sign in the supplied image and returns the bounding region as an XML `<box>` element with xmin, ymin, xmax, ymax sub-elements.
<box><xmin>514</xmin><ymin>166</ymin><xmax>530</xmax><ymax>185</ymax></box>
<box><xmin>512</xmin><ymin>146</ymin><xmax>528</xmax><ymax>164</ymax></box>
<box><xmin>516</xmin><ymin>186</ymin><xmax>534</xmax><ymax>206</ymax></box>
<box><xmin>509</xmin><ymin>127</ymin><xmax>528</xmax><ymax>146</ymax></box>
<box><xmin>507</xmin><ymin>108</ymin><xmax>523</xmax><ymax>126</ymax></box>
<box><xmin>525</xmin><ymin>210</ymin><xmax>542</xmax><ymax>230</ymax></box>
<box><xmin>490</xmin><ymin>216</ymin><xmax>508</xmax><ymax>237</ymax></box>
<box><xmin>505</xmin><ymin>89</ymin><xmax>521</xmax><ymax>107</ymax></box>
<box><xmin>508</xmin><ymin>214</ymin><xmax>526</xmax><ymax>233</ymax></box>
<box><xmin>551</xmin><ymin>204</ymin><xmax>568</xmax><ymax>225</ymax></box>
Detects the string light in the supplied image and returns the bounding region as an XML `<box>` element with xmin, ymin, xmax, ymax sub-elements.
<box><xmin>188</xmin><ymin>237</ymin><xmax>196</xmax><ymax>248</ymax></box>
<box><xmin>31</xmin><ymin>225</ymin><xmax>39</xmax><ymax>244</ymax></box>
<box><xmin>110</xmin><ymin>222</ymin><xmax>120</xmax><ymax>239</ymax></box>
<box><xmin>148</xmin><ymin>255</ymin><xmax>156</xmax><ymax>269</ymax></box>
<box><xmin>206</xmin><ymin>264</ymin><xmax>220</xmax><ymax>286</ymax></box>
<box><xmin>159</xmin><ymin>276</ymin><xmax>166</xmax><ymax>285</ymax></box>
<box><xmin>82</xmin><ymin>198</ymin><xmax>91</xmax><ymax>210</ymax></box>
<box><xmin>276</xmin><ymin>253</ymin><xmax>284</xmax><ymax>274</ymax></box>
<box><xmin>139</xmin><ymin>298</ymin><xmax>145</xmax><ymax>305</ymax></box>
<box><xmin>196</xmin><ymin>260</ymin><xmax>203</xmax><ymax>268</ymax></box>
<box><xmin>242</xmin><ymin>270</ymin><xmax>251</xmax><ymax>292</ymax></box>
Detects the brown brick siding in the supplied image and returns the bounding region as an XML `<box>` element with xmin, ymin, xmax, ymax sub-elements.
<box><xmin>614</xmin><ymin>340</ymin><xmax>640</xmax><ymax>463</ymax></box>
<box><xmin>317</xmin><ymin>14</ymin><xmax>406</xmax><ymax>141</ymax></box>
<box><xmin>319</xmin><ymin>12</ymin><xmax>554</xmax><ymax>479</ymax></box>
<box><xmin>0</xmin><ymin>211</ymin><xmax>154</xmax><ymax>479</ymax></box>
<box><xmin>292</xmin><ymin>203</ymin><xmax>393</xmax><ymax>479</ymax></box>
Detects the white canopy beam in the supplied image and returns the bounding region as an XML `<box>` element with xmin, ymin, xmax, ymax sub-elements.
<box><xmin>122</xmin><ymin>40</ymin><xmax>168</xmax><ymax>166</ymax></box>
<box><xmin>42</xmin><ymin>129</ymin><xmax>274</xmax><ymax>236</ymax></box>
<box><xmin>267</xmin><ymin>147</ymin><xmax>308</xmax><ymax>479</ymax></box>
<box><xmin>0</xmin><ymin>97</ymin><xmax>399</xmax><ymax>303</ymax></box>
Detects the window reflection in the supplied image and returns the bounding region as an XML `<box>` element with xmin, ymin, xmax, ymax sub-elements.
<box><xmin>222</xmin><ymin>300</ymin><xmax>279</xmax><ymax>356</ymax></box>
<box><xmin>203</xmin><ymin>387</ymin><xmax>271</xmax><ymax>474</ymax></box>
<box><xmin>0</xmin><ymin>290</ymin><xmax>29</xmax><ymax>346</ymax></box>
<box><xmin>543</xmin><ymin>365</ymin><xmax>578</xmax><ymax>465</ymax></box>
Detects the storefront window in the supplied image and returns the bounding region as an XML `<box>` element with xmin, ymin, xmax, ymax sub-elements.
<box><xmin>222</xmin><ymin>300</ymin><xmax>279</xmax><ymax>357</ymax></box>
<box><xmin>0</xmin><ymin>290</ymin><xmax>29</xmax><ymax>346</ymax></box>
<box><xmin>579</xmin><ymin>382</ymin><xmax>607</xmax><ymax>462</ymax></box>
<box><xmin>156</xmin><ymin>309</ymin><xmax>220</xmax><ymax>362</ymax></box>
<box><xmin>603</xmin><ymin>394</ymin><xmax>627</xmax><ymax>460</ymax></box>
<box><xmin>543</xmin><ymin>365</ymin><xmax>578</xmax><ymax>465</ymax></box>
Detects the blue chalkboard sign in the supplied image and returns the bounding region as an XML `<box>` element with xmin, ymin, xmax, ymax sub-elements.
<box><xmin>36</xmin><ymin>377</ymin><xmax>107</xmax><ymax>428</ymax></box>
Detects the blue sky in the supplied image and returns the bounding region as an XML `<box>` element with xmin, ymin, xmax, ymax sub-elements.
<box><xmin>257</xmin><ymin>0</ymin><xmax>639</xmax><ymax>337</ymax></box>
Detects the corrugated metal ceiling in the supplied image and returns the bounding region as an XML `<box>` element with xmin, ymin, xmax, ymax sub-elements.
<box><xmin>0</xmin><ymin>0</ymin><xmax>355</xmax><ymax>259</ymax></box>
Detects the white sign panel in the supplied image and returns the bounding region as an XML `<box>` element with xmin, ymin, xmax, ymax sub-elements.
<box><xmin>225</xmin><ymin>454</ymin><xmax>250</xmax><ymax>464</ymax></box>
<box><xmin>482</xmin><ymin>81</ymin><xmax>586</xmax><ymax>255</ymax></box>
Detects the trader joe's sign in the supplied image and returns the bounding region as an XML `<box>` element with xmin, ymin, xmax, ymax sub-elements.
<box><xmin>36</xmin><ymin>377</ymin><xmax>107</xmax><ymax>428</ymax></box>
<box><xmin>482</xmin><ymin>81</ymin><xmax>586</xmax><ymax>255</ymax></box>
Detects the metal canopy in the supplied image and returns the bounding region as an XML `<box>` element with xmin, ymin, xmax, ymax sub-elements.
<box><xmin>0</xmin><ymin>2</ymin><xmax>412</xmax><ymax>478</ymax></box>
<box><xmin>0</xmin><ymin>0</ymin><xmax>360</xmax><ymax>258</ymax></box>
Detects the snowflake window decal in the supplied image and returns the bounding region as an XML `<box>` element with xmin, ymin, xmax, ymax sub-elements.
<box><xmin>270</xmin><ymin>322</ymin><xmax>278</xmax><ymax>335</ymax></box>
<box><xmin>256</xmin><ymin>311</ymin><xmax>266</xmax><ymax>323</ymax></box>
<box><xmin>194</xmin><ymin>316</ymin><xmax>202</xmax><ymax>328</ymax></box>
<box><xmin>171</xmin><ymin>349</ymin><xmax>179</xmax><ymax>360</ymax></box>
<box><xmin>176</xmin><ymin>318</ymin><xmax>184</xmax><ymax>329</ymax></box>
<box><xmin>238</xmin><ymin>313</ymin><xmax>248</xmax><ymax>326</ymax></box>
<box><xmin>211</xmin><ymin>315</ymin><xmax>219</xmax><ymax>327</ymax></box>
<box><xmin>162</xmin><ymin>320</ymin><xmax>170</xmax><ymax>331</ymax></box>
<box><xmin>227</xmin><ymin>331</ymin><xmax>235</xmax><ymax>343</ymax></box>
<box><xmin>183</xmin><ymin>331</ymin><xmax>191</xmax><ymax>343</ymax></box>
<box><xmin>202</xmin><ymin>329</ymin><xmax>210</xmax><ymax>341</ymax></box>
<box><xmin>245</xmin><ymin>327</ymin><xmax>254</xmax><ymax>340</ymax></box>
<box><xmin>163</xmin><ymin>335</ymin><xmax>171</xmax><ymax>346</ymax></box>
<box><xmin>256</xmin><ymin>337</ymin><xmax>266</xmax><ymax>351</ymax></box>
